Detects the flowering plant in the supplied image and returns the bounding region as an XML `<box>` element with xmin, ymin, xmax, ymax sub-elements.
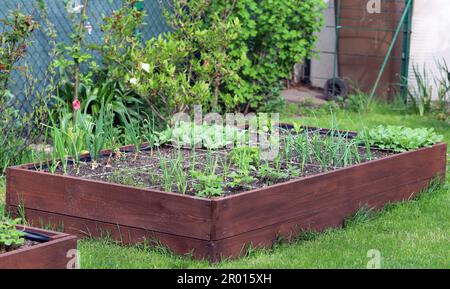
<box><xmin>72</xmin><ymin>99</ymin><xmax>81</xmax><ymax>111</ymax></box>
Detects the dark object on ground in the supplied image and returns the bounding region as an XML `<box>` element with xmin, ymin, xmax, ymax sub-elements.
<box><xmin>324</xmin><ymin>78</ymin><xmax>349</xmax><ymax>100</ymax></box>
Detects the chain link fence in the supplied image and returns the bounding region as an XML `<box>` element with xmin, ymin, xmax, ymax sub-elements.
<box><xmin>1</xmin><ymin>0</ymin><xmax>168</xmax><ymax>106</ymax></box>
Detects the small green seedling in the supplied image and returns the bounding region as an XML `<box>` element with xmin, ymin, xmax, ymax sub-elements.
<box><xmin>0</xmin><ymin>217</ymin><xmax>25</xmax><ymax>248</ymax></box>
<box><xmin>191</xmin><ymin>171</ymin><xmax>224</xmax><ymax>198</ymax></box>
<box><xmin>227</xmin><ymin>171</ymin><xmax>257</xmax><ymax>189</ymax></box>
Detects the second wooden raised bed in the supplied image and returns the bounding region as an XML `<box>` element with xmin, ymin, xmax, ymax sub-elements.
<box><xmin>0</xmin><ymin>226</ymin><xmax>77</xmax><ymax>269</ymax></box>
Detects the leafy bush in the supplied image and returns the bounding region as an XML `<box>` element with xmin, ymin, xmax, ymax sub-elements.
<box><xmin>209</xmin><ymin>0</ymin><xmax>325</xmax><ymax>112</ymax></box>
<box><xmin>99</xmin><ymin>0</ymin><xmax>324</xmax><ymax>117</ymax></box>
<box><xmin>117</xmin><ymin>1</ymin><xmax>243</xmax><ymax>117</ymax></box>
<box><xmin>358</xmin><ymin>126</ymin><xmax>443</xmax><ymax>153</ymax></box>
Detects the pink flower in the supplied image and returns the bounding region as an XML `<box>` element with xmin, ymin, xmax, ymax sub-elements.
<box><xmin>72</xmin><ymin>99</ymin><xmax>81</xmax><ymax>111</ymax></box>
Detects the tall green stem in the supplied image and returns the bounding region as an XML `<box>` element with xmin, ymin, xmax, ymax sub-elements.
<box><xmin>73</xmin><ymin>0</ymin><xmax>89</xmax><ymax>126</ymax></box>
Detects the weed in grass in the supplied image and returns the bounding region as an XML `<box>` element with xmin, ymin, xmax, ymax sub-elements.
<box><xmin>435</xmin><ymin>59</ymin><xmax>450</xmax><ymax>114</ymax></box>
<box><xmin>337</xmin><ymin>91</ymin><xmax>370</xmax><ymax>113</ymax></box>
<box><xmin>294</xmin><ymin>230</ymin><xmax>320</xmax><ymax>243</ymax></box>
<box><xmin>343</xmin><ymin>205</ymin><xmax>377</xmax><ymax>228</ymax></box>
<box><xmin>413</xmin><ymin>177</ymin><xmax>446</xmax><ymax>202</ymax></box>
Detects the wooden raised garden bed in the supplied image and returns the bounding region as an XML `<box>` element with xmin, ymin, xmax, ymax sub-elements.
<box><xmin>5</xmin><ymin>127</ymin><xmax>447</xmax><ymax>262</ymax></box>
<box><xmin>0</xmin><ymin>226</ymin><xmax>77</xmax><ymax>269</ymax></box>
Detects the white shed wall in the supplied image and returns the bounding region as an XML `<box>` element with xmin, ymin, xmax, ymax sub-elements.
<box><xmin>409</xmin><ymin>0</ymin><xmax>450</xmax><ymax>99</ymax></box>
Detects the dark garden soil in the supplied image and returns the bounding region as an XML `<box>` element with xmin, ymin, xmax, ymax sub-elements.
<box><xmin>33</xmin><ymin>134</ymin><xmax>394</xmax><ymax>197</ymax></box>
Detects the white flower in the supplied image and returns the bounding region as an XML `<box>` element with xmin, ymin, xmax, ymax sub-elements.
<box><xmin>72</xmin><ymin>4</ymin><xmax>84</xmax><ymax>13</ymax></box>
<box><xmin>130</xmin><ymin>78</ymin><xmax>138</xmax><ymax>85</ymax></box>
<box><xmin>140</xmin><ymin>63</ymin><xmax>150</xmax><ymax>73</ymax></box>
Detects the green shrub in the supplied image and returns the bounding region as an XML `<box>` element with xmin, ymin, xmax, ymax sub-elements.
<box><xmin>209</xmin><ymin>0</ymin><xmax>325</xmax><ymax>112</ymax></box>
<box><xmin>122</xmin><ymin>1</ymin><xmax>243</xmax><ymax>117</ymax></box>
<box><xmin>97</xmin><ymin>0</ymin><xmax>234</xmax><ymax>118</ymax></box>
<box><xmin>98</xmin><ymin>0</ymin><xmax>325</xmax><ymax>118</ymax></box>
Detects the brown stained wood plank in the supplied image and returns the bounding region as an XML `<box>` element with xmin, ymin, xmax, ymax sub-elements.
<box><xmin>9</xmin><ymin>207</ymin><xmax>214</xmax><ymax>260</ymax></box>
<box><xmin>211</xmin><ymin>179</ymin><xmax>433</xmax><ymax>260</ymax></box>
<box><xmin>7</xmin><ymin>170</ymin><xmax>212</xmax><ymax>240</ymax></box>
<box><xmin>213</xmin><ymin>144</ymin><xmax>446</xmax><ymax>240</ymax></box>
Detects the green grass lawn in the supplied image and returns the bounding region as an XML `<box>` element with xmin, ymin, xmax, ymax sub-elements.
<box><xmin>1</xmin><ymin>105</ymin><xmax>449</xmax><ymax>269</ymax></box>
